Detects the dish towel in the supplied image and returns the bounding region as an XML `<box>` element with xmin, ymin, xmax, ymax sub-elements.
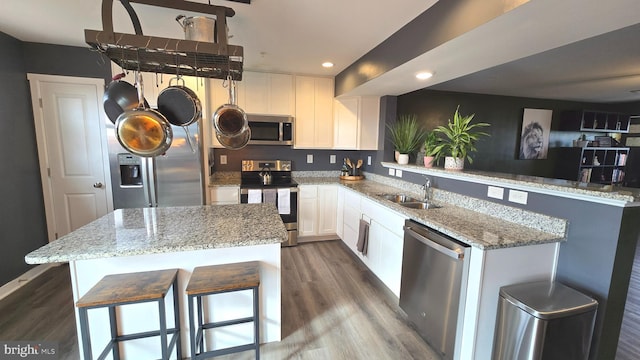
<box><xmin>356</xmin><ymin>219</ymin><xmax>370</xmax><ymax>255</ymax></box>
<box><xmin>263</xmin><ymin>188</ymin><xmax>277</xmax><ymax>205</ymax></box>
<box><xmin>277</xmin><ymin>188</ymin><xmax>290</xmax><ymax>215</ymax></box>
<box><xmin>248</xmin><ymin>189</ymin><xmax>262</xmax><ymax>203</ymax></box>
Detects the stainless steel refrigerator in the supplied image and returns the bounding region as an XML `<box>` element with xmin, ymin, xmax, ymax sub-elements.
<box><xmin>106</xmin><ymin>120</ymin><xmax>204</xmax><ymax>209</ymax></box>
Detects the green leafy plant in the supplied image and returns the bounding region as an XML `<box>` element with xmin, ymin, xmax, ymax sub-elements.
<box><xmin>432</xmin><ymin>106</ymin><xmax>490</xmax><ymax>164</ymax></box>
<box><xmin>386</xmin><ymin>114</ymin><xmax>426</xmax><ymax>154</ymax></box>
<box><xmin>423</xmin><ymin>131</ymin><xmax>439</xmax><ymax>157</ymax></box>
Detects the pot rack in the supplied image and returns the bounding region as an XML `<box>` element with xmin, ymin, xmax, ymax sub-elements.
<box><xmin>85</xmin><ymin>0</ymin><xmax>244</xmax><ymax>80</ymax></box>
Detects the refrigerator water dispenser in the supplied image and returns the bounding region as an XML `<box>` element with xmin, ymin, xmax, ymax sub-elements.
<box><xmin>117</xmin><ymin>154</ymin><xmax>143</xmax><ymax>187</ymax></box>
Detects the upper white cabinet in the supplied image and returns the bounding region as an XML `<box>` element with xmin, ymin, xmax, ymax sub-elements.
<box><xmin>333</xmin><ymin>96</ymin><xmax>380</xmax><ymax>150</ymax></box>
<box><xmin>242</xmin><ymin>72</ymin><xmax>294</xmax><ymax>115</ymax></box>
<box><xmin>294</xmin><ymin>76</ymin><xmax>334</xmax><ymax>149</ymax></box>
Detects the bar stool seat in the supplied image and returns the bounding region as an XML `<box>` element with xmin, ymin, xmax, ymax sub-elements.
<box><xmin>76</xmin><ymin>269</ymin><xmax>181</xmax><ymax>360</ymax></box>
<box><xmin>186</xmin><ymin>261</ymin><xmax>261</xmax><ymax>359</ymax></box>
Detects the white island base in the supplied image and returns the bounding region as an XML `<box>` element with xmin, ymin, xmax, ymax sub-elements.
<box><xmin>69</xmin><ymin>243</ymin><xmax>281</xmax><ymax>360</ymax></box>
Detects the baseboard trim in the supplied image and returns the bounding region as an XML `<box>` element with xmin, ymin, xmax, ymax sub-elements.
<box><xmin>0</xmin><ymin>263</ymin><xmax>61</xmax><ymax>301</ymax></box>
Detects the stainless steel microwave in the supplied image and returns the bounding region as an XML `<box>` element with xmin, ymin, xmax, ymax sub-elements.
<box><xmin>247</xmin><ymin>114</ymin><xmax>294</xmax><ymax>145</ymax></box>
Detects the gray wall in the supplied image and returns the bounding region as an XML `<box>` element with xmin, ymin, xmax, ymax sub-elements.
<box><xmin>0</xmin><ymin>33</ymin><xmax>48</xmax><ymax>285</ymax></box>
<box><xmin>0</xmin><ymin>34</ymin><xmax>110</xmax><ymax>286</ymax></box>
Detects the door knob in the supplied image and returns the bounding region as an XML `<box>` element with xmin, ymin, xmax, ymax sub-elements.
<box><xmin>93</xmin><ymin>182</ymin><xmax>104</xmax><ymax>188</ymax></box>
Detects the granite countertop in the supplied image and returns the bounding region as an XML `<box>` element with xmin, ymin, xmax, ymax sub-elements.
<box><xmin>296</xmin><ymin>176</ymin><xmax>566</xmax><ymax>250</ymax></box>
<box><xmin>25</xmin><ymin>204</ymin><xmax>288</xmax><ymax>264</ymax></box>
<box><xmin>381</xmin><ymin>162</ymin><xmax>640</xmax><ymax>204</ymax></box>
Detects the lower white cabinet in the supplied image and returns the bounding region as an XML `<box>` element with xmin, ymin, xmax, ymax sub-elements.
<box><xmin>298</xmin><ymin>184</ymin><xmax>338</xmax><ymax>239</ymax></box>
<box><xmin>209</xmin><ymin>186</ymin><xmax>239</xmax><ymax>205</ymax></box>
<box><xmin>338</xmin><ymin>187</ymin><xmax>406</xmax><ymax>298</ymax></box>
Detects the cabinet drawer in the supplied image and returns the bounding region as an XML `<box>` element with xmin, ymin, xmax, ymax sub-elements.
<box><xmin>299</xmin><ymin>185</ymin><xmax>317</xmax><ymax>199</ymax></box>
<box><xmin>343</xmin><ymin>203</ymin><xmax>361</xmax><ymax>232</ymax></box>
<box><xmin>361</xmin><ymin>198</ymin><xmax>406</xmax><ymax>237</ymax></box>
<box><xmin>210</xmin><ymin>186</ymin><xmax>239</xmax><ymax>203</ymax></box>
<box><xmin>343</xmin><ymin>188</ymin><xmax>362</xmax><ymax>208</ymax></box>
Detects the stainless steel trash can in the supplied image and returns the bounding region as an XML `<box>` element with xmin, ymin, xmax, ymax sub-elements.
<box><xmin>492</xmin><ymin>280</ymin><xmax>598</xmax><ymax>360</ymax></box>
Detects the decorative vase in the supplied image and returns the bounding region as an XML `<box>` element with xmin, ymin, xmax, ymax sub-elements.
<box><xmin>444</xmin><ymin>156</ymin><xmax>464</xmax><ymax>170</ymax></box>
<box><xmin>423</xmin><ymin>156</ymin><xmax>435</xmax><ymax>168</ymax></box>
<box><xmin>397</xmin><ymin>153</ymin><xmax>409</xmax><ymax>165</ymax></box>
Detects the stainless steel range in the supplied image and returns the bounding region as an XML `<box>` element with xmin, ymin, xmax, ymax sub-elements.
<box><xmin>240</xmin><ymin>160</ymin><xmax>298</xmax><ymax>246</ymax></box>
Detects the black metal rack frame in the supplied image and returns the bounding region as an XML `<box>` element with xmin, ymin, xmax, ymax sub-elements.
<box><xmin>86</xmin><ymin>0</ymin><xmax>244</xmax><ymax>80</ymax></box>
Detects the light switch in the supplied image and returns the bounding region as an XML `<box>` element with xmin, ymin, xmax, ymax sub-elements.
<box><xmin>367</xmin><ymin>156</ymin><xmax>372</xmax><ymax>166</ymax></box>
<box><xmin>487</xmin><ymin>186</ymin><xmax>504</xmax><ymax>200</ymax></box>
<box><xmin>508</xmin><ymin>190</ymin><xmax>528</xmax><ymax>205</ymax></box>
<box><xmin>395</xmin><ymin>170</ymin><xmax>403</xmax><ymax>177</ymax></box>
<box><xmin>388</xmin><ymin>168</ymin><xmax>395</xmax><ymax>176</ymax></box>
<box><xmin>330</xmin><ymin>155</ymin><xmax>336</xmax><ymax>164</ymax></box>
<box><xmin>307</xmin><ymin>154</ymin><xmax>313</xmax><ymax>164</ymax></box>
<box><xmin>220</xmin><ymin>155</ymin><xmax>227</xmax><ymax>165</ymax></box>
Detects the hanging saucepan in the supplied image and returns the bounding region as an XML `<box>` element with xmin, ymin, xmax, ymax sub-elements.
<box><xmin>115</xmin><ymin>72</ymin><xmax>173</xmax><ymax>157</ymax></box>
<box><xmin>157</xmin><ymin>76</ymin><xmax>201</xmax><ymax>152</ymax></box>
<box><xmin>103</xmin><ymin>73</ymin><xmax>149</xmax><ymax>124</ymax></box>
<box><xmin>215</xmin><ymin>127</ymin><xmax>251</xmax><ymax>150</ymax></box>
<box><xmin>212</xmin><ymin>75</ymin><xmax>248</xmax><ymax>137</ymax></box>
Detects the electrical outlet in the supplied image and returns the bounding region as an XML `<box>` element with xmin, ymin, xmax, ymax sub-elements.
<box><xmin>388</xmin><ymin>168</ymin><xmax>395</xmax><ymax>176</ymax></box>
<box><xmin>487</xmin><ymin>186</ymin><xmax>504</xmax><ymax>200</ymax></box>
<box><xmin>220</xmin><ymin>155</ymin><xmax>227</xmax><ymax>165</ymax></box>
<box><xmin>508</xmin><ymin>190</ymin><xmax>528</xmax><ymax>205</ymax></box>
<box><xmin>367</xmin><ymin>156</ymin><xmax>372</xmax><ymax>166</ymax></box>
<box><xmin>395</xmin><ymin>170</ymin><xmax>403</xmax><ymax>177</ymax></box>
<box><xmin>330</xmin><ymin>155</ymin><xmax>336</xmax><ymax>164</ymax></box>
<box><xmin>307</xmin><ymin>154</ymin><xmax>313</xmax><ymax>164</ymax></box>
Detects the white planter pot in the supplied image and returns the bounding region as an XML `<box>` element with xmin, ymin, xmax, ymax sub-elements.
<box><xmin>444</xmin><ymin>156</ymin><xmax>464</xmax><ymax>170</ymax></box>
<box><xmin>394</xmin><ymin>150</ymin><xmax>400</xmax><ymax>162</ymax></box>
<box><xmin>397</xmin><ymin>153</ymin><xmax>409</xmax><ymax>165</ymax></box>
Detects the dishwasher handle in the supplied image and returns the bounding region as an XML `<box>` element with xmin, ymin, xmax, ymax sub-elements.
<box><xmin>404</xmin><ymin>226</ymin><xmax>465</xmax><ymax>260</ymax></box>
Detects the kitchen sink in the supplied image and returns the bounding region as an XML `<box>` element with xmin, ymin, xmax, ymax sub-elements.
<box><xmin>379</xmin><ymin>194</ymin><xmax>419</xmax><ymax>203</ymax></box>
<box><xmin>400</xmin><ymin>202</ymin><xmax>441</xmax><ymax>210</ymax></box>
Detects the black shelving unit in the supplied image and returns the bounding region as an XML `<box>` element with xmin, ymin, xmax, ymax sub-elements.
<box><xmin>576</xmin><ymin>147</ymin><xmax>629</xmax><ymax>185</ymax></box>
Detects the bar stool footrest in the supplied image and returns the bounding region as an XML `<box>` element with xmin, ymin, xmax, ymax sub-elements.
<box><xmin>194</xmin><ymin>343</ymin><xmax>259</xmax><ymax>359</ymax></box>
<box><xmin>203</xmin><ymin>316</ymin><xmax>255</xmax><ymax>330</ymax></box>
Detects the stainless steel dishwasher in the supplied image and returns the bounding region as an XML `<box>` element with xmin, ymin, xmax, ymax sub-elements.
<box><xmin>400</xmin><ymin>219</ymin><xmax>470</xmax><ymax>360</ymax></box>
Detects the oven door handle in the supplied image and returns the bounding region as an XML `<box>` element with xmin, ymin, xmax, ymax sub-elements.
<box><xmin>240</xmin><ymin>187</ymin><xmax>299</xmax><ymax>195</ymax></box>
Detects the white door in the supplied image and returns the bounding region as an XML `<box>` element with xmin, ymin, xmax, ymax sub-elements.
<box><xmin>28</xmin><ymin>74</ymin><xmax>112</xmax><ymax>241</ymax></box>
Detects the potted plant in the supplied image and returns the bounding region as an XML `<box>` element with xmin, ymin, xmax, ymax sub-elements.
<box><xmin>423</xmin><ymin>131</ymin><xmax>439</xmax><ymax>168</ymax></box>
<box><xmin>386</xmin><ymin>114</ymin><xmax>426</xmax><ymax>165</ymax></box>
<box><xmin>432</xmin><ymin>106</ymin><xmax>490</xmax><ymax>170</ymax></box>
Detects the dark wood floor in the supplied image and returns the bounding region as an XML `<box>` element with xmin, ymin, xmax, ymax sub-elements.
<box><xmin>0</xmin><ymin>240</ymin><xmax>440</xmax><ymax>359</ymax></box>
<box><xmin>616</xmin><ymin>238</ymin><xmax>640</xmax><ymax>360</ymax></box>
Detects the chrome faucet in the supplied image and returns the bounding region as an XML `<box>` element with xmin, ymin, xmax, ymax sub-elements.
<box><xmin>422</xmin><ymin>176</ymin><xmax>431</xmax><ymax>202</ymax></box>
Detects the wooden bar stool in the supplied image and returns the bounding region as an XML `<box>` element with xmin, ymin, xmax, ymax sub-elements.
<box><xmin>76</xmin><ymin>269</ymin><xmax>181</xmax><ymax>360</ymax></box>
<box><xmin>186</xmin><ymin>261</ymin><xmax>261</xmax><ymax>359</ymax></box>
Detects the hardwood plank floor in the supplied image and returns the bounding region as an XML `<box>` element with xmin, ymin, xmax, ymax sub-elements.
<box><xmin>0</xmin><ymin>240</ymin><xmax>440</xmax><ymax>359</ymax></box>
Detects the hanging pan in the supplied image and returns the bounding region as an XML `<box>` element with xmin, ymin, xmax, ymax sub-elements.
<box><xmin>103</xmin><ymin>73</ymin><xmax>149</xmax><ymax>124</ymax></box>
<box><xmin>157</xmin><ymin>76</ymin><xmax>201</xmax><ymax>152</ymax></box>
<box><xmin>215</xmin><ymin>127</ymin><xmax>251</xmax><ymax>150</ymax></box>
<box><xmin>115</xmin><ymin>72</ymin><xmax>173</xmax><ymax>157</ymax></box>
<box><xmin>212</xmin><ymin>75</ymin><xmax>248</xmax><ymax>137</ymax></box>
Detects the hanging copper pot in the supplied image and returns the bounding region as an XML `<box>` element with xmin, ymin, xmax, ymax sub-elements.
<box><xmin>115</xmin><ymin>72</ymin><xmax>173</xmax><ymax>157</ymax></box>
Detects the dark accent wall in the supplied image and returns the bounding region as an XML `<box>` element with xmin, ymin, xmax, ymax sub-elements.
<box><xmin>0</xmin><ymin>33</ymin><xmax>48</xmax><ymax>285</ymax></box>
<box><xmin>0</xmin><ymin>35</ymin><xmax>111</xmax><ymax>286</ymax></box>
<box><xmin>335</xmin><ymin>0</ymin><xmax>517</xmax><ymax>95</ymax></box>
<box><xmin>394</xmin><ymin>89</ymin><xmax>640</xmax><ymax>178</ymax></box>
<box><xmin>212</xmin><ymin>146</ymin><xmax>376</xmax><ymax>173</ymax></box>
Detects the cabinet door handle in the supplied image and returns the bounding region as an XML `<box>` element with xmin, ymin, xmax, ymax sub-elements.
<box><xmin>93</xmin><ymin>182</ymin><xmax>104</xmax><ymax>188</ymax></box>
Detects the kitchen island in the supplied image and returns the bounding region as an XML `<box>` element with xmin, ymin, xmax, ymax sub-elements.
<box><xmin>25</xmin><ymin>204</ymin><xmax>287</xmax><ymax>360</ymax></box>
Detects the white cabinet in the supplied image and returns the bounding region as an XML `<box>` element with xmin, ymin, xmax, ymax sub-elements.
<box><xmin>333</xmin><ymin>96</ymin><xmax>380</xmax><ymax>150</ymax></box>
<box><xmin>294</xmin><ymin>76</ymin><xmax>334</xmax><ymax>149</ymax></box>
<box><xmin>209</xmin><ymin>186</ymin><xmax>239</xmax><ymax>205</ymax></box>
<box><xmin>242</xmin><ymin>72</ymin><xmax>294</xmax><ymax>115</ymax></box>
<box><xmin>298</xmin><ymin>184</ymin><xmax>338</xmax><ymax>240</ymax></box>
<box><xmin>337</xmin><ymin>187</ymin><xmax>406</xmax><ymax>298</ymax></box>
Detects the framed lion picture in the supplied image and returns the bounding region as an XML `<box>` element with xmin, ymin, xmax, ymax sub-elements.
<box><xmin>519</xmin><ymin>108</ymin><xmax>552</xmax><ymax>160</ymax></box>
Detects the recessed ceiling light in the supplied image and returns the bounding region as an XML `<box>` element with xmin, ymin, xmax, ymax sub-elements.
<box><xmin>322</xmin><ymin>62</ymin><xmax>334</xmax><ymax>68</ymax></box>
<box><xmin>416</xmin><ymin>72</ymin><xmax>433</xmax><ymax>80</ymax></box>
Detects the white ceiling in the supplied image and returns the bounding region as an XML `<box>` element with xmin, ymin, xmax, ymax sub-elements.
<box><xmin>2</xmin><ymin>0</ymin><xmax>640</xmax><ymax>103</ymax></box>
